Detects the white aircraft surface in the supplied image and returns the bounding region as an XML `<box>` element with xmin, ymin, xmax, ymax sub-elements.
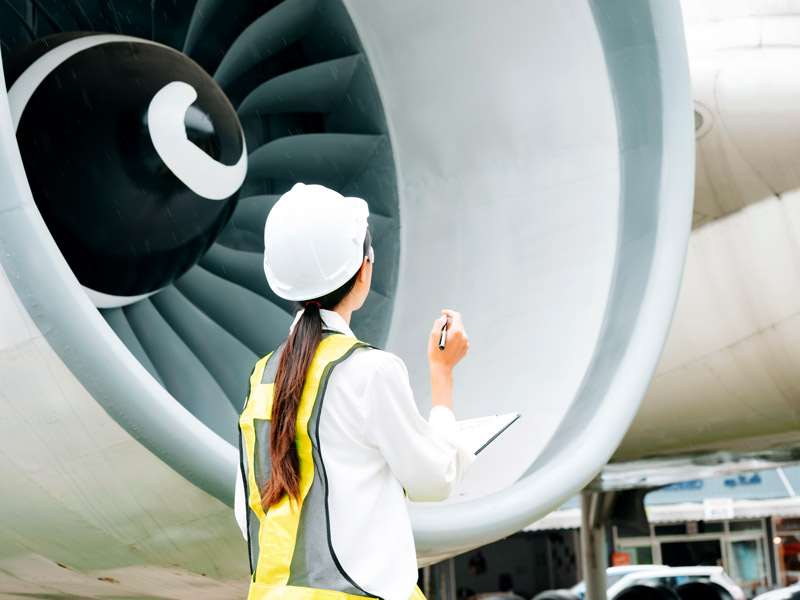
<box><xmin>0</xmin><ymin>1</ymin><xmax>794</xmax><ymax>598</ymax></box>
<box><xmin>613</xmin><ymin>0</ymin><xmax>800</xmax><ymax>479</ymax></box>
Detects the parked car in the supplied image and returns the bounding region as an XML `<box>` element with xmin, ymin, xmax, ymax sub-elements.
<box><xmin>569</xmin><ymin>566</ymin><xmax>670</xmax><ymax>599</ymax></box>
<box><xmin>567</xmin><ymin>565</ymin><xmax>746</xmax><ymax>600</ymax></box>
<box><xmin>753</xmin><ymin>583</ymin><xmax>800</xmax><ymax>600</ymax></box>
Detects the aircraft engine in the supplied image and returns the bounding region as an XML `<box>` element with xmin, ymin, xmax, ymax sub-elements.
<box><xmin>6</xmin><ymin>32</ymin><xmax>246</xmax><ymax>307</ymax></box>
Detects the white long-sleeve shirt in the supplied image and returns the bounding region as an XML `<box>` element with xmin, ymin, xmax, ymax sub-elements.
<box><xmin>235</xmin><ymin>309</ymin><xmax>474</xmax><ymax>600</ymax></box>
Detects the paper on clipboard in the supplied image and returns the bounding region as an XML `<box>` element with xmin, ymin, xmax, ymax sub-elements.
<box><xmin>455</xmin><ymin>412</ymin><xmax>520</xmax><ymax>455</ymax></box>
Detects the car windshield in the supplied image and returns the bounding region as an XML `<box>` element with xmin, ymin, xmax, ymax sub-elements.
<box><xmin>633</xmin><ymin>575</ymin><xmax>712</xmax><ymax>588</ymax></box>
<box><xmin>570</xmin><ymin>574</ymin><xmax>628</xmax><ymax>597</ymax></box>
<box><xmin>606</xmin><ymin>574</ymin><xmax>627</xmax><ymax>588</ymax></box>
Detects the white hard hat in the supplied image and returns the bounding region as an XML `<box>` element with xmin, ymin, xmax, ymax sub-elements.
<box><xmin>263</xmin><ymin>183</ymin><xmax>370</xmax><ymax>301</ymax></box>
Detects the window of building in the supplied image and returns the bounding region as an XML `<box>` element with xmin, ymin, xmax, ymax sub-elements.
<box><xmin>618</xmin><ymin>545</ymin><xmax>654</xmax><ymax>566</ymax></box>
<box><xmin>728</xmin><ymin>539</ymin><xmax>768</xmax><ymax>593</ymax></box>
<box><xmin>655</xmin><ymin>524</ymin><xmax>688</xmax><ymax>536</ymax></box>
<box><xmin>618</xmin><ymin>524</ymin><xmax>651</xmax><ymax>539</ymax></box>
<box><xmin>773</xmin><ymin>518</ymin><xmax>800</xmax><ymax>587</ymax></box>
<box><xmin>776</xmin><ymin>518</ymin><xmax>800</xmax><ymax>534</ymax></box>
<box><xmin>661</xmin><ymin>539</ymin><xmax>722</xmax><ymax>567</ymax></box>
<box><xmin>699</xmin><ymin>522</ymin><xmax>724</xmax><ymax>534</ymax></box>
<box><xmin>729</xmin><ymin>520</ymin><xmax>762</xmax><ymax>533</ymax></box>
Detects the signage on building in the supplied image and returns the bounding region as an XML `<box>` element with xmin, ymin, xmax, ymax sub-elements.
<box><xmin>612</xmin><ymin>553</ymin><xmax>631</xmax><ymax>566</ymax></box>
<box><xmin>724</xmin><ymin>473</ymin><xmax>762</xmax><ymax>488</ymax></box>
<box><xmin>703</xmin><ymin>498</ymin><xmax>735</xmax><ymax>520</ymax></box>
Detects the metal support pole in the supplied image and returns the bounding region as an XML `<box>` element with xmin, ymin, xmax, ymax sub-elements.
<box><xmin>423</xmin><ymin>565</ymin><xmax>433</xmax><ymax>600</ymax></box>
<box><xmin>444</xmin><ymin>557</ymin><xmax>456</xmax><ymax>600</ymax></box>
<box><xmin>439</xmin><ymin>561</ymin><xmax>447</xmax><ymax>600</ymax></box>
<box><xmin>581</xmin><ymin>490</ymin><xmax>608</xmax><ymax>600</ymax></box>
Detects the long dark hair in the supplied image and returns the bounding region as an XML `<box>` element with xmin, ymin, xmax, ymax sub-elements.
<box><xmin>261</xmin><ymin>229</ymin><xmax>372</xmax><ymax>510</ymax></box>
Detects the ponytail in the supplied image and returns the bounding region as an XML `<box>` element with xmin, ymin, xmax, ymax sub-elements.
<box><xmin>261</xmin><ymin>304</ymin><xmax>322</xmax><ymax>509</ymax></box>
<box><xmin>261</xmin><ymin>229</ymin><xmax>373</xmax><ymax>509</ymax></box>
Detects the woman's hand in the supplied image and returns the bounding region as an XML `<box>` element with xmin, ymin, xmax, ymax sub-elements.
<box><xmin>428</xmin><ymin>310</ymin><xmax>469</xmax><ymax>376</ymax></box>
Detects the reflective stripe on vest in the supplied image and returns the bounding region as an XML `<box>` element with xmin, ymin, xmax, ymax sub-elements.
<box><xmin>239</xmin><ymin>333</ymin><xmax>377</xmax><ymax>600</ymax></box>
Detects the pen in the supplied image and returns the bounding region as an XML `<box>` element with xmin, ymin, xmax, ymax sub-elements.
<box><xmin>438</xmin><ymin>317</ymin><xmax>450</xmax><ymax>350</ymax></box>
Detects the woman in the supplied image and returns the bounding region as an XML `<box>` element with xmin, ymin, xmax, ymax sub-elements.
<box><xmin>235</xmin><ymin>183</ymin><xmax>475</xmax><ymax>600</ymax></box>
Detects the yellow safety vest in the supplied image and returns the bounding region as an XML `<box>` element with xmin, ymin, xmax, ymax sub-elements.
<box><xmin>239</xmin><ymin>332</ymin><xmax>426</xmax><ymax>600</ymax></box>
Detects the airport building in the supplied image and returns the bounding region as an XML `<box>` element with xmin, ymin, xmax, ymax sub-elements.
<box><xmin>439</xmin><ymin>466</ymin><xmax>800</xmax><ymax>600</ymax></box>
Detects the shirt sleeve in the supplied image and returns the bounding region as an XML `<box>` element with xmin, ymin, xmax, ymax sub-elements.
<box><xmin>361</xmin><ymin>352</ymin><xmax>476</xmax><ymax>502</ymax></box>
<box><xmin>234</xmin><ymin>463</ymin><xmax>247</xmax><ymax>539</ymax></box>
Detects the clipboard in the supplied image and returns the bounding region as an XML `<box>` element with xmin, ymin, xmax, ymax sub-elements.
<box><xmin>455</xmin><ymin>412</ymin><xmax>521</xmax><ymax>455</ymax></box>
